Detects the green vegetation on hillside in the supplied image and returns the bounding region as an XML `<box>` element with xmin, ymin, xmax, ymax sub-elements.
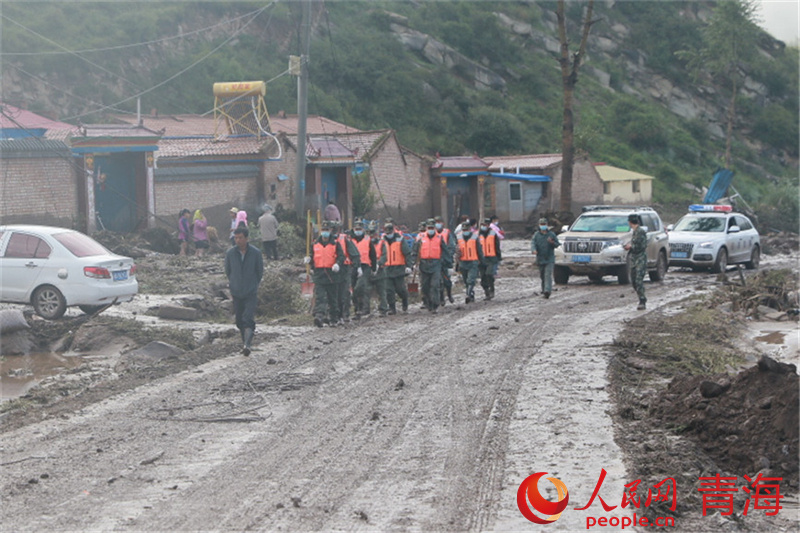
<box><xmin>2</xmin><ymin>1</ymin><xmax>797</xmax><ymax>229</ymax></box>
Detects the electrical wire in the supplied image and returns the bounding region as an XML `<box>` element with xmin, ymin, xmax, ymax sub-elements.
<box><xmin>1</xmin><ymin>5</ymin><xmax>270</xmax><ymax>56</ymax></box>
<box><xmin>55</xmin><ymin>2</ymin><xmax>276</xmax><ymax>122</ymax></box>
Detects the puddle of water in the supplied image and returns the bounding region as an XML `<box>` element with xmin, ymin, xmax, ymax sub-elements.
<box><xmin>755</xmin><ymin>330</ymin><xmax>786</xmax><ymax>345</ymax></box>
<box><xmin>1</xmin><ymin>352</ymin><xmax>84</xmax><ymax>400</ymax></box>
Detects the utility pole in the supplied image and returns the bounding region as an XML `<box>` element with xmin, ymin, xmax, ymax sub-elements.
<box><xmin>294</xmin><ymin>0</ymin><xmax>311</xmax><ymax>217</ymax></box>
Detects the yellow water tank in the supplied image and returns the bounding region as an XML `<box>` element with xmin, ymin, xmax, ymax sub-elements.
<box><xmin>212</xmin><ymin>81</ymin><xmax>266</xmax><ymax>97</ymax></box>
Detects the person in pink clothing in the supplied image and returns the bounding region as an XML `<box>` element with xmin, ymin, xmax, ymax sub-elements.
<box><xmin>489</xmin><ymin>215</ymin><xmax>505</xmax><ymax>240</ymax></box>
<box><xmin>235</xmin><ymin>209</ymin><xmax>248</xmax><ymax>230</ymax></box>
<box><xmin>192</xmin><ymin>209</ymin><xmax>209</xmax><ymax>257</ymax></box>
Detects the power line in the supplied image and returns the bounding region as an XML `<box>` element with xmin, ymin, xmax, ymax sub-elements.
<box><xmin>58</xmin><ymin>2</ymin><xmax>277</xmax><ymax>122</ymax></box>
<box><xmin>1</xmin><ymin>6</ymin><xmax>270</xmax><ymax>56</ymax></box>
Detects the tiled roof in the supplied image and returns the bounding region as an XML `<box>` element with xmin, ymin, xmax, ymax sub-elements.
<box><xmin>485</xmin><ymin>154</ymin><xmax>563</xmax><ymax>171</ymax></box>
<box><xmin>156</xmin><ymin>136</ymin><xmax>269</xmax><ymax>158</ymax></box>
<box><xmin>306</xmin><ymin>137</ymin><xmax>355</xmax><ymax>160</ymax></box>
<box><xmin>0</xmin><ymin>103</ymin><xmax>75</xmax><ymax>130</ymax></box>
<box><xmin>594</xmin><ymin>163</ymin><xmax>654</xmax><ymax>182</ymax></box>
<box><xmin>270</xmin><ymin>114</ymin><xmax>361</xmax><ymax>135</ymax></box>
<box><xmin>110</xmin><ymin>113</ymin><xmax>360</xmax><ymax>137</ymax></box>
<box><xmin>434</xmin><ymin>155</ymin><xmax>489</xmax><ymax>171</ymax></box>
<box><xmin>0</xmin><ymin>138</ymin><xmax>71</xmax><ymax>157</ymax></box>
<box><xmin>70</xmin><ymin>124</ymin><xmax>162</xmax><ymax>139</ymax></box>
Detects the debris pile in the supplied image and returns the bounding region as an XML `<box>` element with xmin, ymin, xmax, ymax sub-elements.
<box><xmin>761</xmin><ymin>231</ymin><xmax>799</xmax><ymax>255</ymax></box>
<box><xmin>714</xmin><ymin>268</ymin><xmax>799</xmax><ymax>321</ymax></box>
<box><xmin>651</xmin><ymin>356</ymin><xmax>799</xmax><ymax>490</ymax></box>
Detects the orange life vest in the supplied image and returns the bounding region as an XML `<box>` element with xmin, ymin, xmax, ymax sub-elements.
<box><xmin>438</xmin><ymin>228</ymin><xmax>452</xmax><ymax>243</ymax></box>
<box><xmin>480</xmin><ymin>233</ymin><xmax>498</xmax><ymax>258</ymax></box>
<box><xmin>419</xmin><ymin>233</ymin><xmax>443</xmax><ymax>260</ymax></box>
<box><xmin>313</xmin><ymin>241</ymin><xmax>337</xmax><ymax>268</ymax></box>
<box><xmin>384</xmin><ymin>239</ymin><xmax>406</xmax><ymax>266</ymax></box>
<box><xmin>354</xmin><ymin>236</ymin><xmax>372</xmax><ymax>267</ymax></box>
<box><xmin>336</xmin><ymin>234</ymin><xmax>352</xmax><ymax>265</ymax></box>
<box><xmin>458</xmin><ymin>237</ymin><xmax>479</xmax><ymax>262</ymax></box>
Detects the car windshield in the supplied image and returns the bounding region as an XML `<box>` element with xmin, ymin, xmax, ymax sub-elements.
<box><xmin>53</xmin><ymin>231</ymin><xmax>111</xmax><ymax>257</ymax></box>
<box><xmin>570</xmin><ymin>215</ymin><xmax>631</xmax><ymax>233</ymax></box>
<box><xmin>672</xmin><ymin>216</ymin><xmax>725</xmax><ymax>233</ymax></box>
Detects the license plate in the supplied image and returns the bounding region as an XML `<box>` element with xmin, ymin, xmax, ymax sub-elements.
<box><xmin>670</xmin><ymin>252</ymin><xmax>688</xmax><ymax>258</ymax></box>
<box><xmin>112</xmin><ymin>270</ymin><xmax>128</xmax><ymax>281</ymax></box>
<box><xmin>572</xmin><ymin>255</ymin><xmax>591</xmax><ymax>263</ymax></box>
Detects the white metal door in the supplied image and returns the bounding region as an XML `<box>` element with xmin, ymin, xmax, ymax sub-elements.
<box><xmin>509</xmin><ymin>182</ymin><xmax>523</xmax><ymax>221</ymax></box>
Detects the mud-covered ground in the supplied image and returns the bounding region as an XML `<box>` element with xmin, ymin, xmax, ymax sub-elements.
<box><xmin>1</xmin><ymin>240</ymin><xmax>798</xmax><ymax>531</ymax></box>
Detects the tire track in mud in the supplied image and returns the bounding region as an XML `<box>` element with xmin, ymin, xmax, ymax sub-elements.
<box><xmin>0</xmin><ymin>273</ymin><xmax>682</xmax><ymax>531</ymax></box>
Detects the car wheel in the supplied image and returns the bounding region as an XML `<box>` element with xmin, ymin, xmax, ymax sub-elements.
<box><xmin>553</xmin><ymin>266</ymin><xmax>570</xmax><ymax>285</ymax></box>
<box><xmin>745</xmin><ymin>245</ymin><xmax>760</xmax><ymax>270</ymax></box>
<box><xmin>649</xmin><ymin>250</ymin><xmax>667</xmax><ymax>282</ymax></box>
<box><xmin>79</xmin><ymin>305</ymin><xmax>104</xmax><ymax>315</ymax></box>
<box><xmin>32</xmin><ymin>285</ymin><xmax>67</xmax><ymax>320</ymax></box>
<box><xmin>712</xmin><ymin>248</ymin><xmax>728</xmax><ymax>273</ymax></box>
<box><xmin>617</xmin><ymin>255</ymin><xmax>631</xmax><ymax>285</ymax></box>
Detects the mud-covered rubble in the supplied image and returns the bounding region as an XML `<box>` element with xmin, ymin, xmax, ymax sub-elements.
<box><xmin>715</xmin><ymin>268</ymin><xmax>799</xmax><ymax>322</ymax></box>
<box><xmin>761</xmin><ymin>231</ymin><xmax>800</xmax><ymax>255</ymax></box>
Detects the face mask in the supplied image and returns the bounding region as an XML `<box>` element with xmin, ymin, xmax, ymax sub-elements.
<box><xmin>354</xmin><ymin>230</ymin><xmax>364</xmax><ymax>237</ymax></box>
<box><xmin>462</xmin><ymin>231</ymin><xmax>471</xmax><ymax>238</ymax></box>
<box><xmin>385</xmin><ymin>232</ymin><xmax>394</xmax><ymax>239</ymax></box>
<box><xmin>427</xmin><ymin>229</ymin><xmax>435</xmax><ymax>236</ymax></box>
<box><xmin>435</xmin><ymin>223</ymin><xmax>443</xmax><ymax>231</ymax></box>
<box><xmin>540</xmin><ymin>225</ymin><xmax>548</xmax><ymax>231</ymax></box>
<box><xmin>480</xmin><ymin>225</ymin><xmax>488</xmax><ymax>232</ymax></box>
<box><xmin>321</xmin><ymin>231</ymin><xmax>330</xmax><ymax>239</ymax></box>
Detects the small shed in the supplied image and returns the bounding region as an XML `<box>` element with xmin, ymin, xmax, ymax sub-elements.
<box><xmin>594</xmin><ymin>163</ymin><xmax>654</xmax><ymax>205</ymax></box>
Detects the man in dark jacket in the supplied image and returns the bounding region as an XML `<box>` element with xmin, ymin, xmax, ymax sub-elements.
<box><xmin>225</xmin><ymin>226</ymin><xmax>264</xmax><ymax>356</ymax></box>
<box><xmin>531</xmin><ymin>217</ymin><xmax>560</xmax><ymax>299</ymax></box>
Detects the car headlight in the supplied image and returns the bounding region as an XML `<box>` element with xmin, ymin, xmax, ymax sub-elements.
<box><xmin>698</xmin><ymin>241</ymin><xmax>715</xmax><ymax>249</ymax></box>
<box><xmin>601</xmin><ymin>240</ymin><xmax>620</xmax><ymax>250</ymax></box>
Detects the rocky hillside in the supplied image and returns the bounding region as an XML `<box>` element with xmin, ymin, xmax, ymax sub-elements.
<box><xmin>2</xmin><ymin>1</ymin><xmax>797</xmax><ymax>222</ymax></box>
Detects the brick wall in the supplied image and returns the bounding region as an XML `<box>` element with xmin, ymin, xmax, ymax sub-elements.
<box><xmin>0</xmin><ymin>156</ymin><xmax>79</xmax><ymax>226</ymax></box>
<box><xmin>544</xmin><ymin>158</ymin><xmax>604</xmax><ymax>214</ymax></box>
<box><xmin>366</xmin><ymin>136</ymin><xmax>433</xmax><ymax>226</ymax></box>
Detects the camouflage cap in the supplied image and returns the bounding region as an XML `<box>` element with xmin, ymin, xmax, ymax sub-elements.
<box><xmin>384</xmin><ymin>222</ymin><xmax>394</xmax><ymax>231</ymax></box>
<box><xmin>321</xmin><ymin>220</ymin><xmax>332</xmax><ymax>230</ymax></box>
<box><xmin>538</xmin><ymin>218</ymin><xmax>548</xmax><ymax>225</ymax></box>
<box><xmin>426</xmin><ymin>218</ymin><xmax>436</xmax><ymax>227</ymax></box>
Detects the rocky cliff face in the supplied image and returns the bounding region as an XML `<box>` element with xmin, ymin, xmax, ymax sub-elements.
<box><xmin>388</xmin><ymin>6</ymin><xmax>783</xmax><ymax>145</ymax></box>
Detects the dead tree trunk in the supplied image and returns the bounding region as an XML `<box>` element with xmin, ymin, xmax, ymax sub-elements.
<box><xmin>557</xmin><ymin>0</ymin><xmax>595</xmax><ymax>214</ymax></box>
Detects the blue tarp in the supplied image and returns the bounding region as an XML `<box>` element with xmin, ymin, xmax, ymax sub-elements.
<box><xmin>490</xmin><ymin>172</ymin><xmax>551</xmax><ymax>182</ymax></box>
<box><xmin>703</xmin><ymin>168</ymin><xmax>734</xmax><ymax>204</ymax></box>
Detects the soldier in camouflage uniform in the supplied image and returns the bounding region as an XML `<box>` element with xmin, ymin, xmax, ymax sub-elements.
<box><xmin>624</xmin><ymin>213</ymin><xmax>648</xmax><ymax>310</ymax></box>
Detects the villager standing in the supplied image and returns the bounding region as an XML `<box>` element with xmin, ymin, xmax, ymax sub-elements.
<box><xmin>455</xmin><ymin>225</ymin><xmax>484</xmax><ymax>304</ymax></box>
<box><xmin>258</xmin><ymin>205</ymin><xmax>280</xmax><ymax>260</ymax></box>
<box><xmin>224</xmin><ymin>226</ymin><xmax>264</xmax><ymax>356</ymax></box>
<box><xmin>351</xmin><ymin>220</ymin><xmax>376</xmax><ymax>318</ymax></box>
<box><xmin>229</xmin><ymin>207</ymin><xmax>239</xmax><ymax>246</ymax></box>
<box><xmin>178</xmin><ymin>209</ymin><xmax>192</xmax><ymax>256</ymax></box>
<box><xmin>414</xmin><ymin>219</ymin><xmax>448</xmax><ymax>313</ymax></box>
<box><xmin>369</xmin><ymin>225</ymin><xmax>390</xmax><ymax>316</ymax></box>
<box><xmin>434</xmin><ymin>215</ymin><xmax>456</xmax><ymax>305</ymax></box>
<box><xmin>192</xmin><ymin>209</ymin><xmax>209</xmax><ymax>257</ymax></box>
<box><xmin>531</xmin><ymin>218</ymin><xmax>560</xmax><ymax>299</ymax></box>
<box><xmin>305</xmin><ymin>221</ymin><xmax>345</xmax><ymax>327</ymax></box>
<box><xmin>334</xmin><ymin>221</ymin><xmax>360</xmax><ymax>322</ymax></box>
<box><xmin>324</xmin><ymin>200</ymin><xmax>341</xmax><ymax>222</ymax></box>
<box><xmin>624</xmin><ymin>213</ymin><xmax>648</xmax><ymax>310</ymax></box>
<box><xmin>378</xmin><ymin>222</ymin><xmax>413</xmax><ymax>315</ymax></box>
<box><xmin>478</xmin><ymin>218</ymin><xmax>501</xmax><ymax>300</ymax></box>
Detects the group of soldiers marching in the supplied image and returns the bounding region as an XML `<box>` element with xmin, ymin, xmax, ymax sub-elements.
<box><xmin>304</xmin><ymin>216</ymin><xmax>502</xmax><ymax>326</ymax></box>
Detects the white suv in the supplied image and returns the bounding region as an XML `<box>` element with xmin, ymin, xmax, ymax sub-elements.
<box><xmin>667</xmin><ymin>205</ymin><xmax>760</xmax><ymax>272</ymax></box>
<box><xmin>553</xmin><ymin>206</ymin><xmax>669</xmax><ymax>285</ymax></box>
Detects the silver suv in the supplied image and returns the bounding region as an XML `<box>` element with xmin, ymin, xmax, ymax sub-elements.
<box><xmin>553</xmin><ymin>206</ymin><xmax>669</xmax><ymax>285</ymax></box>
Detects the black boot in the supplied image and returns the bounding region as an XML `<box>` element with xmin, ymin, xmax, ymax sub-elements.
<box><xmin>447</xmin><ymin>286</ymin><xmax>454</xmax><ymax>303</ymax></box>
<box><xmin>402</xmin><ymin>297</ymin><xmax>408</xmax><ymax>313</ymax></box>
<box><xmin>242</xmin><ymin>328</ymin><xmax>254</xmax><ymax>356</ymax></box>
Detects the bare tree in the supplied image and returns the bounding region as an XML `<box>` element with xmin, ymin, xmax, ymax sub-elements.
<box><xmin>556</xmin><ymin>0</ymin><xmax>596</xmax><ymax>214</ymax></box>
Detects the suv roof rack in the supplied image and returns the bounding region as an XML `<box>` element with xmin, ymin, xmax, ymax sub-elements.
<box><xmin>581</xmin><ymin>205</ymin><xmax>654</xmax><ymax>213</ymax></box>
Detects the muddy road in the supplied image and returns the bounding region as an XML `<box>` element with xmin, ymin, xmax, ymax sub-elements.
<box><xmin>1</xmin><ymin>245</ymin><xmax>797</xmax><ymax>531</ymax></box>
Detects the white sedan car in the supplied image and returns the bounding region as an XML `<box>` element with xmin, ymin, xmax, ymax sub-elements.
<box><xmin>0</xmin><ymin>225</ymin><xmax>138</xmax><ymax>319</ymax></box>
<box><xmin>667</xmin><ymin>206</ymin><xmax>760</xmax><ymax>273</ymax></box>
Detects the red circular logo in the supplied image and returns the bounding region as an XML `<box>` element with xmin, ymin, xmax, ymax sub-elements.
<box><xmin>517</xmin><ymin>472</ymin><xmax>570</xmax><ymax>524</ymax></box>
